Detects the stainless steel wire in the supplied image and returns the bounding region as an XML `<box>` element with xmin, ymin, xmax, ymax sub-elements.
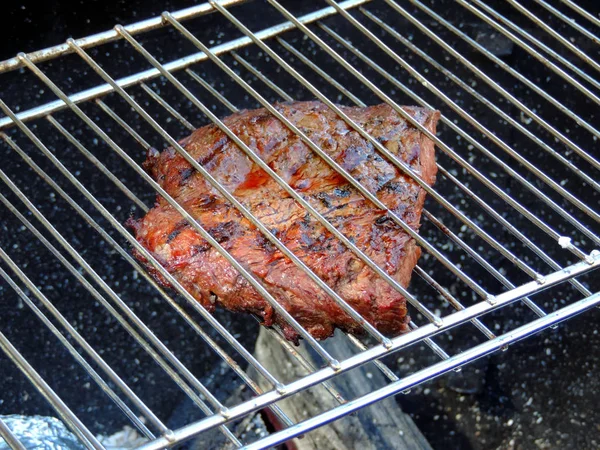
<box><xmin>532</xmin><ymin>0</ymin><xmax>600</xmax><ymax>45</ymax></box>
<box><xmin>460</xmin><ymin>0</ymin><xmax>600</xmax><ymax>106</ymax></box>
<box><xmin>408</xmin><ymin>0</ymin><xmax>600</xmax><ymax>167</ymax></box>
<box><xmin>561</xmin><ymin>0</ymin><xmax>600</xmax><ymax>29</ymax></box>
<box><xmin>0</xmin><ymin>1</ymin><xmax>599</xmax><ymax>448</ymax></box>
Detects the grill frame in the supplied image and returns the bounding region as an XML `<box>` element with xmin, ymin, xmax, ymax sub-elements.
<box><xmin>0</xmin><ymin>0</ymin><xmax>599</xmax><ymax>448</ymax></box>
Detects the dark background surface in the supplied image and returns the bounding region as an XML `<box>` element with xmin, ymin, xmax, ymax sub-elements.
<box><xmin>1</xmin><ymin>1</ymin><xmax>599</xmax><ymax>449</ymax></box>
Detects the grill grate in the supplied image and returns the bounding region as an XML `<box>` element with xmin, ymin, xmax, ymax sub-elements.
<box><xmin>0</xmin><ymin>0</ymin><xmax>598</xmax><ymax>448</ymax></box>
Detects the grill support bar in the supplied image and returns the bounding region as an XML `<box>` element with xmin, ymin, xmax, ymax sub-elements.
<box><xmin>240</xmin><ymin>290</ymin><xmax>600</xmax><ymax>450</ymax></box>
<box><xmin>132</xmin><ymin>261</ymin><xmax>600</xmax><ymax>450</ymax></box>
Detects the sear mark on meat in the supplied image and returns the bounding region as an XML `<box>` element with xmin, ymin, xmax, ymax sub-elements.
<box><xmin>128</xmin><ymin>101</ymin><xmax>440</xmax><ymax>343</ymax></box>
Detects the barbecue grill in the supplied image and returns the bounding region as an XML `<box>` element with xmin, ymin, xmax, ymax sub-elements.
<box><xmin>0</xmin><ymin>0</ymin><xmax>599</xmax><ymax>448</ymax></box>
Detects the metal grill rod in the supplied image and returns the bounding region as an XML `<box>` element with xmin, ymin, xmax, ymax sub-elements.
<box><xmin>533</xmin><ymin>0</ymin><xmax>600</xmax><ymax>45</ymax></box>
<box><xmin>0</xmin><ymin>229</ymin><xmax>171</xmax><ymax>437</ymax></box>
<box><xmin>460</xmin><ymin>0</ymin><xmax>600</xmax><ymax>105</ymax></box>
<box><xmin>141</xmin><ymin>83</ymin><xmax>197</xmax><ymax>130</ymax></box>
<box><xmin>325</xmin><ymin>0</ymin><xmax>600</xmax><ymax>227</ymax></box>
<box><xmin>0</xmin><ymin>0</ymin><xmax>371</xmax><ymax>130</ymax></box>
<box><xmin>317</xmin><ymin>21</ymin><xmax>597</xmax><ymax>283</ymax></box>
<box><xmin>409</xmin><ymin>0</ymin><xmax>600</xmax><ymax>160</ymax></box>
<box><xmin>0</xmin><ymin>188</ymin><xmax>244</xmax><ymax>446</ymax></box>
<box><xmin>129</xmin><ymin>258</ymin><xmax>600</xmax><ymax>450</ymax></box>
<box><xmin>0</xmin><ymin>122</ymin><xmax>295</xmax><ymax>429</ymax></box>
<box><xmin>221</xmin><ymin>0</ymin><xmax>594</xmax><ymax>258</ymax></box>
<box><xmin>0</xmin><ymin>417</ymin><xmax>26</xmax><ymax>450</ymax></box>
<box><xmin>240</xmin><ymin>290</ymin><xmax>600</xmax><ymax>450</ymax></box>
<box><xmin>0</xmin><ymin>330</ymin><xmax>104</xmax><ymax>450</ymax></box>
<box><xmin>2</xmin><ymin>126</ymin><xmax>293</xmax><ymax>430</ymax></box>
<box><xmin>95</xmin><ymin>99</ymin><xmax>153</xmax><ymax>150</ymax></box>
<box><xmin>561</xmin><ymin>0</ymin><xmax>600</xmax><ymax>29</ymax></box>
<box><xmin>505</xmin><ymin>0</ymin><xmax>600</xmax><ymax>74</ymax></box>
<box><xmin>359</xmin><ymin>9</ymin><xmax>600</xmax><ymax>193</ymax></box>
<box><xmin>230</xmin><ymin>53</ymin><xmax>294</xmax><ymax>103</ymax></box>
<box><xmin>271</xmin><ymin>35</ymin><xmax>546</xmax><ymax>322</ymax></box>
<box><xmin>107</xmin><ymin>21</ymin><xmax>448</xmax><ymax>322</ymax></box>
<box><xmin>14</xmin><ymin>54</ymin><xmax>342</xmax><ymax>369</ymax></box>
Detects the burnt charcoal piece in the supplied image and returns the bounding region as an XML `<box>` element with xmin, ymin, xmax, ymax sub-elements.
<box><xmin>128</xmin><ymin>101</ymin><xmax>439</xmax><ymax>342</ymax></box>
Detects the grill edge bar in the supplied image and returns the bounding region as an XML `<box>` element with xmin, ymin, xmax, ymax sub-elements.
<box><xmin>0</xmin><ymin>0</ymin><xmax>372</xmax><ymax>130</ymax></box>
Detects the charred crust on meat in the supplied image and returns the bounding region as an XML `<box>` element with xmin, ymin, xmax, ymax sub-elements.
<box><xmin>314</xmin><ymin>192</ymin><xmax>332</xmax><ymax>208</ymax></box>
<box><xmin>333</xmin><ymin>187</ymin><xmax>351</xmax><ymax>198</ymax></box>
<box><xmin>207</xmin><ymin>220</ymin><xmax>241</xmax><ymax>244</ymax></box>
<box><xmin>179</xmin><ymin>167</ymin><xmax>195</xmax><ymax>182</ymax></box>
<box><xmin>129</xmin><ymin>101</ymin><xmax>439</xmax><ymax>343</ymax></box>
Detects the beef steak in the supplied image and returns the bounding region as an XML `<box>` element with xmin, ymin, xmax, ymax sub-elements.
<box><xmin>128</xmin><ymin>101</ymin><xmax>440</xmax><ymax>342</ymax></box>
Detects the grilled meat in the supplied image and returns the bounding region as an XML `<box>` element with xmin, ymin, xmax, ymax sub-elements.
<box><xmin>128</xmin><ymin>101</ymin><xmax>440</xmax><ymax>342</ymax></box>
